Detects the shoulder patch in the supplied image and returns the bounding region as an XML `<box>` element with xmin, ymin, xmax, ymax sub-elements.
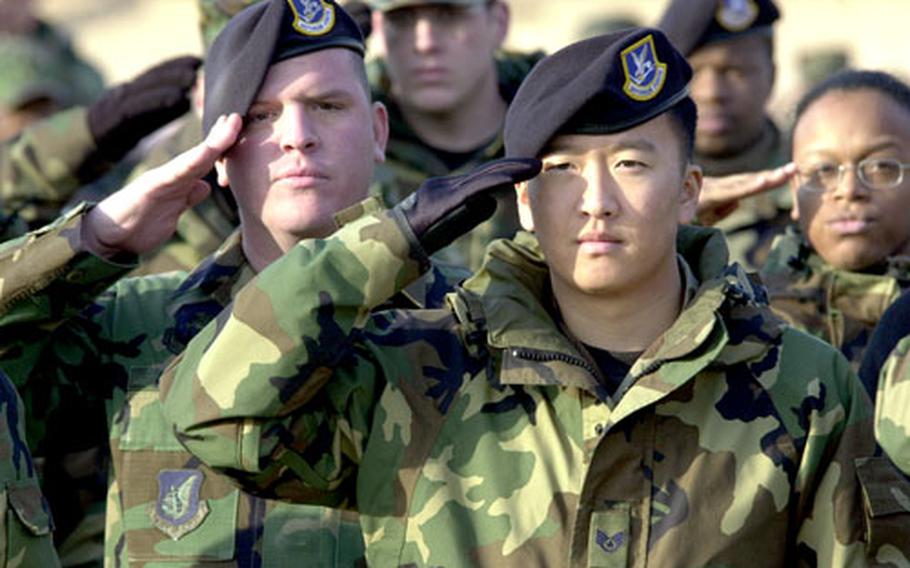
<box><xmin>716</xmin><ymin>0</ymin><xmax>760</xmax><ymax>32</ymax></box>
<box><xmin>148</xmin><ymin>469</ymin><xmax>210</xmax><ymax>540</ymax></box>
<box><xmin>620</xmin><ymin>34</ymin><xmax>667</xmax><ymax>102</ymax></box>
<box><xmin>286</xmin><ymin>0</ymin><xmax>335</xmax><ymax>36</ymax></box>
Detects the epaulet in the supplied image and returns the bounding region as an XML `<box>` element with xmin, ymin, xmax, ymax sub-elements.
<box><xmin>448</xmin><ymin>285</ymin><xmax>489</xmax><ymax>359</ymax></box>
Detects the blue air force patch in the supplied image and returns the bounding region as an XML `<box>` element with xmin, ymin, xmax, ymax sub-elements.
<box><xmin>287</xmin><ymin>0</ymin><xmax>335</xmax><ymax>36</ymax></box>
<box><xmin>620</xmin><ymin>35</ymin><xmax>667</xmax><ymax>102</ymax></box>
<box><xmin>148</xmin><ymin>469</ymin><xmax>210</xmax><ymax>540</ymax></box>
<box><xmin>716</xmin><ymin>0</ymin><xmax>759</xmax><ymax>32</ymax></box>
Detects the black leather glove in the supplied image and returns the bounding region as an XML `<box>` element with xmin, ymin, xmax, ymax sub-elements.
<box><xmin>393</xmin><ymin>157</ymin><xmax>541</xmax><ymax>256</ymax></box>
<box><xmin>87</xmin><ymin>55</ymin><xmax>202</xmax><ymax>162</ymax></box>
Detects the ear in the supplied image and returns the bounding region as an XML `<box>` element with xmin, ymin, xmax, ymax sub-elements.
<box><xmin>677</xmin><ymin>164</ymin><xmax>703</xmax><ymax>224</ymax></box>
<box><xmin>215</xmin><ymin>157</ymin><xmax>230</xmax><ymax>188</ymax></box>
<box><xmin>789</xmin><ymin>178</ymin><xmax>801</xmax><ymax>221</ymax></box>
<box><xmin>515</xmin><ymin>180</ymin><xmax>534</xmax><ymax>231</ymax></box>
<box><xmin>371</xmin><ymin>101</ymin><xmax>389</xmax><ymax>163</ymax></box>
<box><xmin>490</xmin><ymin>1</ymin><xmax>510</xmax><ymax>48</ymax></box>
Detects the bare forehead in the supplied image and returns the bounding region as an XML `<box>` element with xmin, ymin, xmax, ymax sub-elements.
<box><xmin>795</xmin><ymin>89</ymin><xmax>910</xmax><ymax>147</ymax></box>
<box><xmin>689</xmin><ymin>34</ymin><xmax>771</xmax><ymax>66</ymax></box>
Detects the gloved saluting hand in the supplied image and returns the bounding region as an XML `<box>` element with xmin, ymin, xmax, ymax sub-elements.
<box><xmin>392</xmin><ymin>157</ymin><xmax>541</xmax><ymax>257</ymax></box>
<box><xmin>87</xmin><ymin>55</ymin><xmax>202</xmax><ymax>163</ymax></box>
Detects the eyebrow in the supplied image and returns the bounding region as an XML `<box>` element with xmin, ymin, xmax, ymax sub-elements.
<box><xmin>250</xmin><ymin>88</ymin><xmax>359</xmax><ymax>107</ymax></box>
<box><xmin>545</xmin><ymin>137</ymin><xmax>658</xmax><ymax>155</ymax></box>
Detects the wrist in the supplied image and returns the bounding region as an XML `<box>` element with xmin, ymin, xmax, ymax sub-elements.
<box><xmin>80</xmin><ymin>207</ymin><xmax>125</xmax><ymax>259</ymax></box>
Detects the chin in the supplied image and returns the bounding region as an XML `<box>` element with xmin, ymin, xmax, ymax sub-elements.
<box><xmin>822</xmin><ymin>246</ymin><xmax>885</xmax><ymax>272</ymax></box>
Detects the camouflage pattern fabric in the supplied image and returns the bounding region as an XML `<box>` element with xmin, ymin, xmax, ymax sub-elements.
<box><xmin>0</xmin><ymin>369</ymin><xmax>60</xmax><ymax>567</ymax></box>
<box><xmin>874</xmin><ymin>336</ymin><xmax>910</xmax><ymax>476</ymax></box>
<box><xmin>0</xmin><ymin>106</ymin><xmax>102</xmax><ymax>240</ymax></box>
<box><xmin>368</xmin><ymin>50</ymin><xmax>544</xmax><ymax>270</ymax></box>
<box><xmin>0</xmin><ymin>199</ymin><xmax>466</xmax><ymax>566</ymax></box>
<box><xmin>198</xmin><ymin>0</ymin><xmax>267</xmax><ymax>51</ymax></box>
<box><xmin>760</xmin><ymin>227</ymin><xmax>910</xmax><ymax>370</ymax></box>
<box><xmin>698</xmin><ymin>120</ymin><xmax>791</xmax><ymax>271</ymax></box>
<box><xmin>863</xmin><ymin>336</ymin><xmax>910</xmax><ymax>556</ymax></box>
<box><xmin>160</xmin><ymin>205</ymin><xmax>902</xmax><ymax>565</ymax></box>
<box><xmin>0</xmin><ymin>22</ymin><xmax>104</xmax><ymax>111</ymax></box>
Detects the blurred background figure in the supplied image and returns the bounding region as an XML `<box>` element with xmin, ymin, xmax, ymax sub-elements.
<box><xmin>798</xmin><ymin>46</ymin><xmax>851</xmax><ymax>92</ymax></box>
<box><xmin>659</xmin><ymin>0</ymin><xmax>789</xmax><ymax>271</ymax></box>
<box><xmin>0</xmin><ymin>0</ymin><xmax>103</xmax><ymax>141</ymax></box>
<box><xmin>576</xmin><ymin>12</ymin><xmax>640</xmax><ymax>39</ymax></box>
<box><xmin>367</xmin><ymin>0</ymin><xmax>544</xmax><ymax>270</ymax></box>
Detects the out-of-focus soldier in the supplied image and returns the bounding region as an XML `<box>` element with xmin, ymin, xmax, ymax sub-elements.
<box><xmin>0</xmin><ymin>0</ymin><xmax>104</xmax><ymax>141</ymax></box>
<box><xmin>659</xmin><ymin>0</ymin><xmax>789</xmax><ymax>270</ymax></box>
<box><xmin>761</xmin><ymin>70</ymin><xmax>910</xmax><ymax>371</ymax></box>
<box><xmin>366</xmin><ymin>0</ymin><xmax>543</xmax><ymax>270</ymax></box>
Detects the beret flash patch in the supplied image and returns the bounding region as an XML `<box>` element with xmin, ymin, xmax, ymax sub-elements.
<box><xmin>620</xmin><ymin>35</ymin><xmax>667</xmax><ymax>102</ymax></box>
<box><xmin>716</xmin><ymin>0</ymin><xmax>759</xmax><ymax>32</ymax></box>
<box><xmin>287</xmin><ymin>0</ymin><xmax>335</xmax><ymax>35</ymax></box>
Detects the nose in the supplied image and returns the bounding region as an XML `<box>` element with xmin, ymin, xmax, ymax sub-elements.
<box><xmin>830</xmin><ymin>166</ymin><xmax>870</xmax><ymax>202</ymax></box>
<box><xmin>278</xmin><ymin>104</ymin><xmax>318</xmax><ymax>153</ymax></box>
<box><xmin>691</xmin><ymin>67</ymin><xmax>728</xmax><ymax>105</ymax></box>
<box><xmin>580</xmin><ymin>160</ymin><xmax>618</xmax><ymax>218</ymax></box>
<box><xmin>413</xmin><ymin>13</ymin><xmax>440</xmax><ymax>53</ymax></box>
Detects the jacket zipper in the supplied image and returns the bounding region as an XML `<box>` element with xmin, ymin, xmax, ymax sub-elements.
<box><xmin>509</xmin><ymin>347</ymin><xmax>599</xmax><ymax>377</ymax></box>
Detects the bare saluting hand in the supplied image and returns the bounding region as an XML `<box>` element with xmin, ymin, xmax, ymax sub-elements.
<box><xmin>80</xmin><ymin>113</ymin><xmax>242</xmax><ymax>258</ymax></box>
<box><xmin>693</xmin><ymin>163</ymin><xmax>797</xmax><ymax>226</ymax></box>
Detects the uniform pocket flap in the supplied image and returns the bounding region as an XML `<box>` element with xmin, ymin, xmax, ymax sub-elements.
<box><xmin>856</xmin><ymin>456</ymin><xmax>910</xmax><ymax>517</ymax></box>
<box><xmin>7</xmin><ymin>482</ymin><xmax>53</xmax><ymax>536</ymax></box>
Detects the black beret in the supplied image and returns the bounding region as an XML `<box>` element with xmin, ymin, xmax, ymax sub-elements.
<box><xmin>203</xmin><ymin>0</ymin><xmax>365</xmax><ymax>134</ymax></box>
<box><xmin>504</xmin><ymin>28</ymin><xmax>691</xmax><ymax>159</ymax></box>
<box><xmin>692</xmin><ymin>0</ymin><xmax>779</xmax><ymax>53</ymax></box>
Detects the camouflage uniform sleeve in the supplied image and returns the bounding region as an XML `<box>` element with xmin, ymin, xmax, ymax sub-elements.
<box><xmin>0</xmin><ymin>107</ymin><xmax>100</xmax><ymax>233</ymax></box>
<box><xmin>875</xmin><ymin>334</ymin><xmax>910</xmax><ymax>476</ymax></box>
<box><xmin>0</xmin><ymin>370</ymin><xmax>61</xmax><ymax>567</ymax></box>
<box><xmin>861</xmin><ymin>338</ymin><xmax>910</xmax><ymax>563</ymax></box>
<box><xmin>0</xmin><ymin>204</ymin><xmax>137</xmax><ymax>379</ymax></box>
<box><xmin>161</xmin><ymin>204</ymin><xmax>427</xmax><ymax>503</ymax></box>
<box><xmin>788</xmin><ymin>330</ymin><xmax>910</xmax><ymax>563</ymax></box>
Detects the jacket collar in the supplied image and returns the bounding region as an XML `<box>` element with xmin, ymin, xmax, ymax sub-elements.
<box><xmin>163</xmin><ymin>230</ymin><xmax>255</xmax><ymax>355</ymax></box>
<box><xmin>459</xmin><ymin>226</ymin><xmax>783</xmax><ymax>406</ymax></box>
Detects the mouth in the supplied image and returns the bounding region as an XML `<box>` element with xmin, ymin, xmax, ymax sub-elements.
<box><xmin>272</xmin><ymin>167</ymin><xmax>329</xmax><ymax>188</ymax></box>
<box><xmin>696</xmin><ymin>113</ymin><xmax>731</xmax><ymax>136</ymax></box>
<box><xmin>412</xmin><ymin>66</ymin><xmax>448</xmax><ymax>81</ymax></box>
<box><xmin>577</xmin><ymin>233</ymin><xmax>624</xmax><ymax>254</ymax></box>
<box><xmin>826</xmin><ymin>215</ymin><xmax>876</xmax><ymax>235</ymax></box>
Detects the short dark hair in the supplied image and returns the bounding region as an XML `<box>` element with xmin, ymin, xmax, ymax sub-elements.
<box><xmin>795</xmin><ymin>69</ymin><xmax>910</xmax><ymax>126</ymax></box>
<box><xmin>666</xmin><ymin>95</ymin><xmax>697</xmax><ymax>162</ymax></box>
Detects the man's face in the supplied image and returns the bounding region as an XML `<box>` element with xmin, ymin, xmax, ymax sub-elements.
<box><xmin>373</xmin><ymin>1</ymin><xmax>507</xmax><ymax>114</ymax></box>
<box><xmin>216</xmin><ymin>49</ymin><xmax>388</xmax><ymax>253</ymax></box>
<box><xmin>792</xmin><ymin>89</ymin><xmax>910</xmax><ymax>271</ymax></box>
<box><xmin>516</xmin><ymin>114</ymin><xmax>701</xmax><ymax>296</ymax></box>
<box><xmin>688</xmin><ymin>34</ymin><xmax>774</xmax><ymax>158</ymax></box>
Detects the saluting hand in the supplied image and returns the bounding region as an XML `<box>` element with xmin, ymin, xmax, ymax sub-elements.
<box><xmin>80</xmin><ymin>114</ymin><xmax>242</xmax><ymax>258</ymax></box>
<box><xmin>693</xmin><ymin>163</ymin><xmax>797</xmax><ymax>226</ymax></box>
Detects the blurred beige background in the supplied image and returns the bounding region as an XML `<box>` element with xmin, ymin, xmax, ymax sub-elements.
<box><xmin>34</xmin><ymin>0</ymin><xmax>909</xmax><ymax>123</ymax></box>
